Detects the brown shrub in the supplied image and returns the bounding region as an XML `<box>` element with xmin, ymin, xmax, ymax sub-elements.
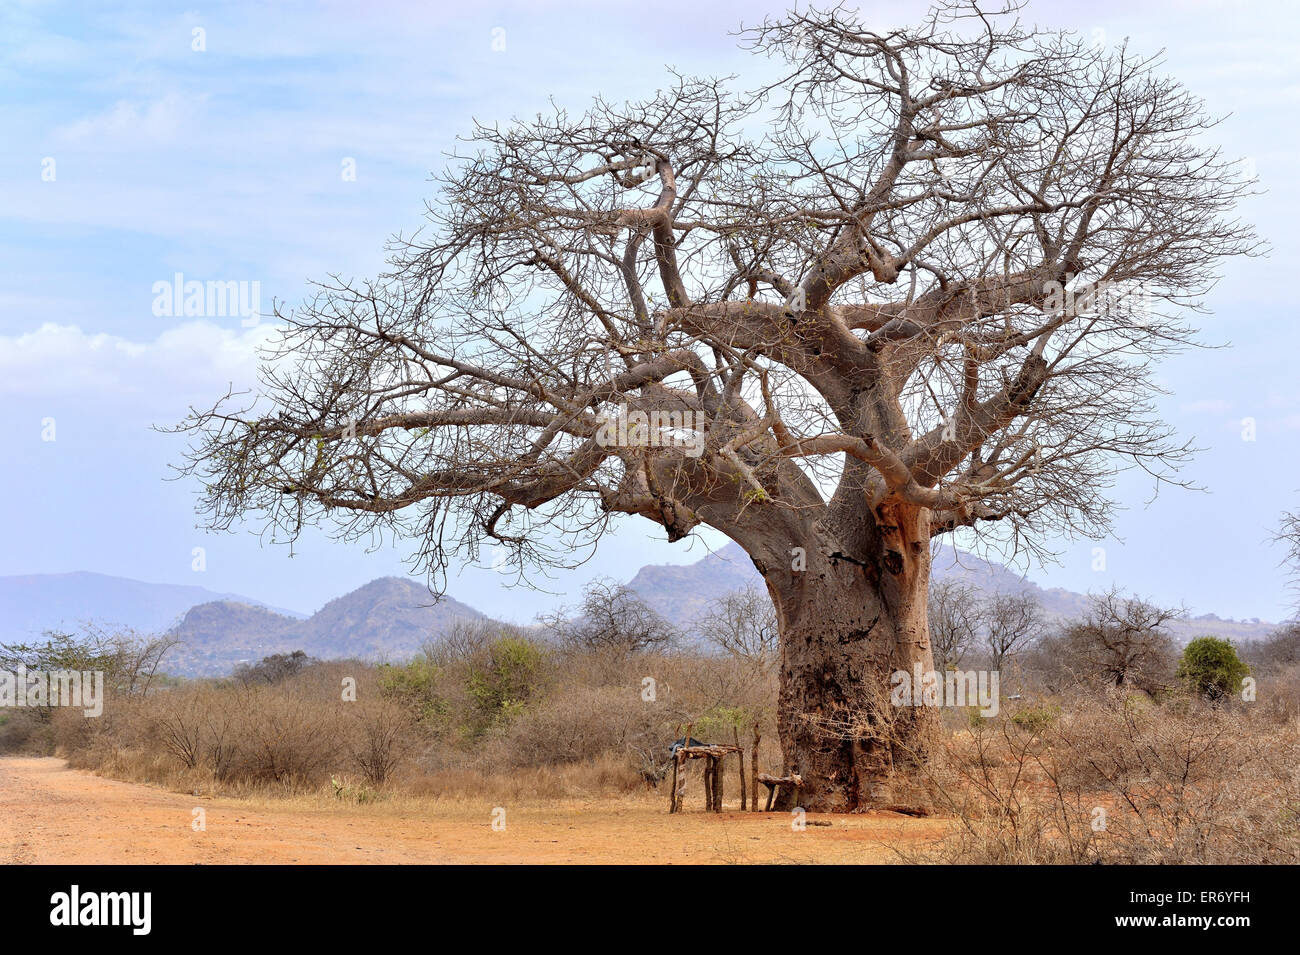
<box><xmin>918</xmin><ymin>693</ymin><xmax>1300</xmax><ymax>864</ymax></box>
<box><xmin>348</xmin><ymin>698</ymin><xmax>414</xmax><ymax>787</ymax></box>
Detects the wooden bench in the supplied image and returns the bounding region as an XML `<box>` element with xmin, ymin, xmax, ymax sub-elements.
<box><xmin>756</xmin><ymin>772</ymin><xmax>803</xmax><ymax>811</ymax></box>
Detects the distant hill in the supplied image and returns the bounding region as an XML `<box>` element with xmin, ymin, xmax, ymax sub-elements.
<box><xmin>164</xmin><ymin>601</ymin><xmax>301</xmax><ymax>675</ymax></box>
<box><xmin>0</xmin><ymin>571</ymin><xmax>304</xmax><ymax>645</ymax></box>
<box><xmin>4</xmin><ymin>548</ymin><xmax>1278</xmax><ymax>679</ymax></box>
<box><xmin>628</xmin><ymin>541</ymin><xmax>1279</xmax><ymax>646</ymax></box>
<box><xmin>167</xmin><ymin>577</ymin><xmax>488</xmax><ymax>676</ymax></box>
<box><xmin>624</xmin><ymin>544</ymin><xmax>760</xmax><ymax>630</ymax></box>
<box><xmin>282</xmin><ymin>576</ymin><xmax>487</xmax><ymax>660</ymax></box>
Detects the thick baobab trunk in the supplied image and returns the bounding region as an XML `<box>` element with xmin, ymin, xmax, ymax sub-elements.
<box><xmin>767</xmin><ymin>505</ymin><xmax>939</xmax><ymax>812</ymax></box>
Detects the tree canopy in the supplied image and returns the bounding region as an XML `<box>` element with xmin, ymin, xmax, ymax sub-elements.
<box><xmin>176</xmin><ymin>2</ymin><xmax>1255</xmax><ymax>590</ymax></box>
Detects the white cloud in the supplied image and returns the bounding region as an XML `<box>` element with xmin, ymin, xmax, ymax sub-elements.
<box><xmin>1180</xmin><ymin>399</ymin><xmax>1232</xmax><ymax>415</ymax></box>
<box><xmin>55</xmin><ymin>91</ymin><xmax>205</xmax><ymax>147</ymax></box>
<box><xmin>0</xmin><ymin>320</ymin><xmax>273</xmax><ymax>401</ymax></box>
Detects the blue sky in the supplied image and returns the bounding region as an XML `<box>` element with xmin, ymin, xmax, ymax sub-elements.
<box><xmin>2</xmin><ymin>0</ymin><xmax>1298</xmax><ymax>623</ymax></box>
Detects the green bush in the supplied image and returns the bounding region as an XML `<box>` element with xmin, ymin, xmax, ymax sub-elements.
<box><xmin>693</xmin><ymin>705</ymin><xmax>755</xmax><ymax>742</ymax></box>
<box><xmin>1177</xmin><ymin>637</ymin><xmax>1249</xmax><ymax>703</ymax></box>
<box><xmin>1010</xmin><ymin>703</ymin><xmax>1060</xmax><ymax>731</ymax></box>
<box><xmin>465</xmin><ymin>636</ymin><xmax>546</xmax><ymax>729</ymax></box>
<box><xmin>379</xmin><ymin>658</ymin><xmax>447</xmax><ymax>724</ymax></box>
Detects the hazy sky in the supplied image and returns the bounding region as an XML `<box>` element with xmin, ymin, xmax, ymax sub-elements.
<box><xmin>2</xmin><ymin>0</ymin><xmax>1298</xmax><ymax>623</ymax></box>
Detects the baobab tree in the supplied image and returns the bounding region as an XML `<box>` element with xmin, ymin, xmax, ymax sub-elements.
<box><xmin>177</xmin><ymin>2</ymin><xmax>1255</xmax><ymax>809</ymax></box>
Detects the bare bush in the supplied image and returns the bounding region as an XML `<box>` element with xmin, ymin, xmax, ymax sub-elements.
<box><xmin>1243</xmin><ymin>624</ymin><xmax>1300</xmax><ymax>672</ymax></box>
<box><xmin>541</xmin><ymin>579</ymin><xmax>680</xmax><ymax>655</ymax></box>
<box><xmin>695</xmin><ymin>585</ymin><xmax>779</xmax><ymax>670</ymax></box>
<box><xmin>928</xmin><ymin>580</ymin><xmax>981</xmax><ymax>671</ymax></box>
<box><xmin>919</xmin><ymin>696</ymin><xmax>1300</xmax><ymax>864</ymax></box>
<box><xmin>491</xmin><ymin>684</ymin><xmax>663</xmax><ymax>769</ymax></box>
<box><xmin>420</xmin><ymin>618</ymin><xmax>503</xmax><ymax>666</ymax></box>
<box><xmin>1034</xmin><ymin>588</ymin><xmax>1179</xmax><ymax>694</ymax></box>
<box><xmin>151</xmin><ymin>687</ymin><xmax>206</xmax><ymax>768</ymax></box>
<box><xmin>349</xmin><ymin>699</ymin><xmax>414</xmax><ymax>787</ymax></box>
<box><xmin>220</xmin><ymin>683</ymin><xmax>344</xmax><ymax>786</ymax></box>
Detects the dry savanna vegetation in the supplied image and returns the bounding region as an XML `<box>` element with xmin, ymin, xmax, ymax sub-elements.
<box><xmin>4</xmin><ymin>581</ymin><xmax>1298</xmax><ymax>864</ymax></box>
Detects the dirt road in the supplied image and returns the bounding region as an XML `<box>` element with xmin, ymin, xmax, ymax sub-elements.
<box><xmin>0</xmin><ymin>757</ymin><xmax>947</xmax><ymax>864</ymax></box>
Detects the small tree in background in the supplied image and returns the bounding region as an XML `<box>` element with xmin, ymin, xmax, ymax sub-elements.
<box><xmin>0</xmin><ymin>627</ymin><xmax>177</xmax><ymax>699</ymax></box>
<box><xmin>542</xmin><ymin>578</ymin><xmax>680</xmax><ymax>655</ymax></box>
<box><xmin>1177</xmin><ymin>637</ymin><xmax>1249</xmax><ymax>703</ymax></box>
<box><xmin>1278</xmin><ymin>508</ymin><xmax>1300</xmax><ymax>615</ymax></box>
<box><xmin>696</xmin><ymin>584</ymin><xmax>779</xmax><ymax>670</ymax></box>
<box><xmin>233</xmin><ymin>649</ymin><xmax>316</xmax><ymax>685</ymax></box>
<box><xmin>1047</xmin><ymin>588</ymin><xmax>1179</xmax><ymax>694</ymax></box>
<box><xmin>928</xmin><ymin>580</ymin><xmax>981</xmax><ymax>671</ymax></box>
<box><xmin>982</xmin><ymin>593</ymin><xmax>1043</xmax><ymax>672</ymax></box>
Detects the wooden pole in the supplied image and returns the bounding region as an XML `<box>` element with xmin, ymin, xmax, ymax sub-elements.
<box><xmin>676</xmin><ymin>722</ymin><xmax>692</xmax><ymax>814</ymax></box>
<box><xmin>733</xmin><ymin>727</ymin><xmax>746</xmax><ymax>812</ymax></box>
<box><xmin>676</xmin><ymin>751</ymin><xmax>688</xmax><ymax>812</ymax></box>
<box><xmin>712</xmin><ymin>755</ymin><xmax>724</xmax><ymax>812</ymax></box>
<box><xmin>669</xmin><ymin>752</ymin><xmax>680</xmax><ymax>812</ymax></box>
<box><xmin>750</xmin><ymin>725</ymin><xmax>760</xmax><ymax>812</ymax></box>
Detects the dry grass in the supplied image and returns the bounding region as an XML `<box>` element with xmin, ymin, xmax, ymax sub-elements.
<box><xmin>41</xmin><ymin>644</ymin><xmax>778</xmax><ymax>807</ymax></box>
<box><xmin>908</xmin><ymin>693</ymin><xmax>1300</xmax><ymax>864</ymax></box>
<box><xmin>11</xmin><ymin>632</ymin><xmax>1300</xmax><ymax>864</ymax></box>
